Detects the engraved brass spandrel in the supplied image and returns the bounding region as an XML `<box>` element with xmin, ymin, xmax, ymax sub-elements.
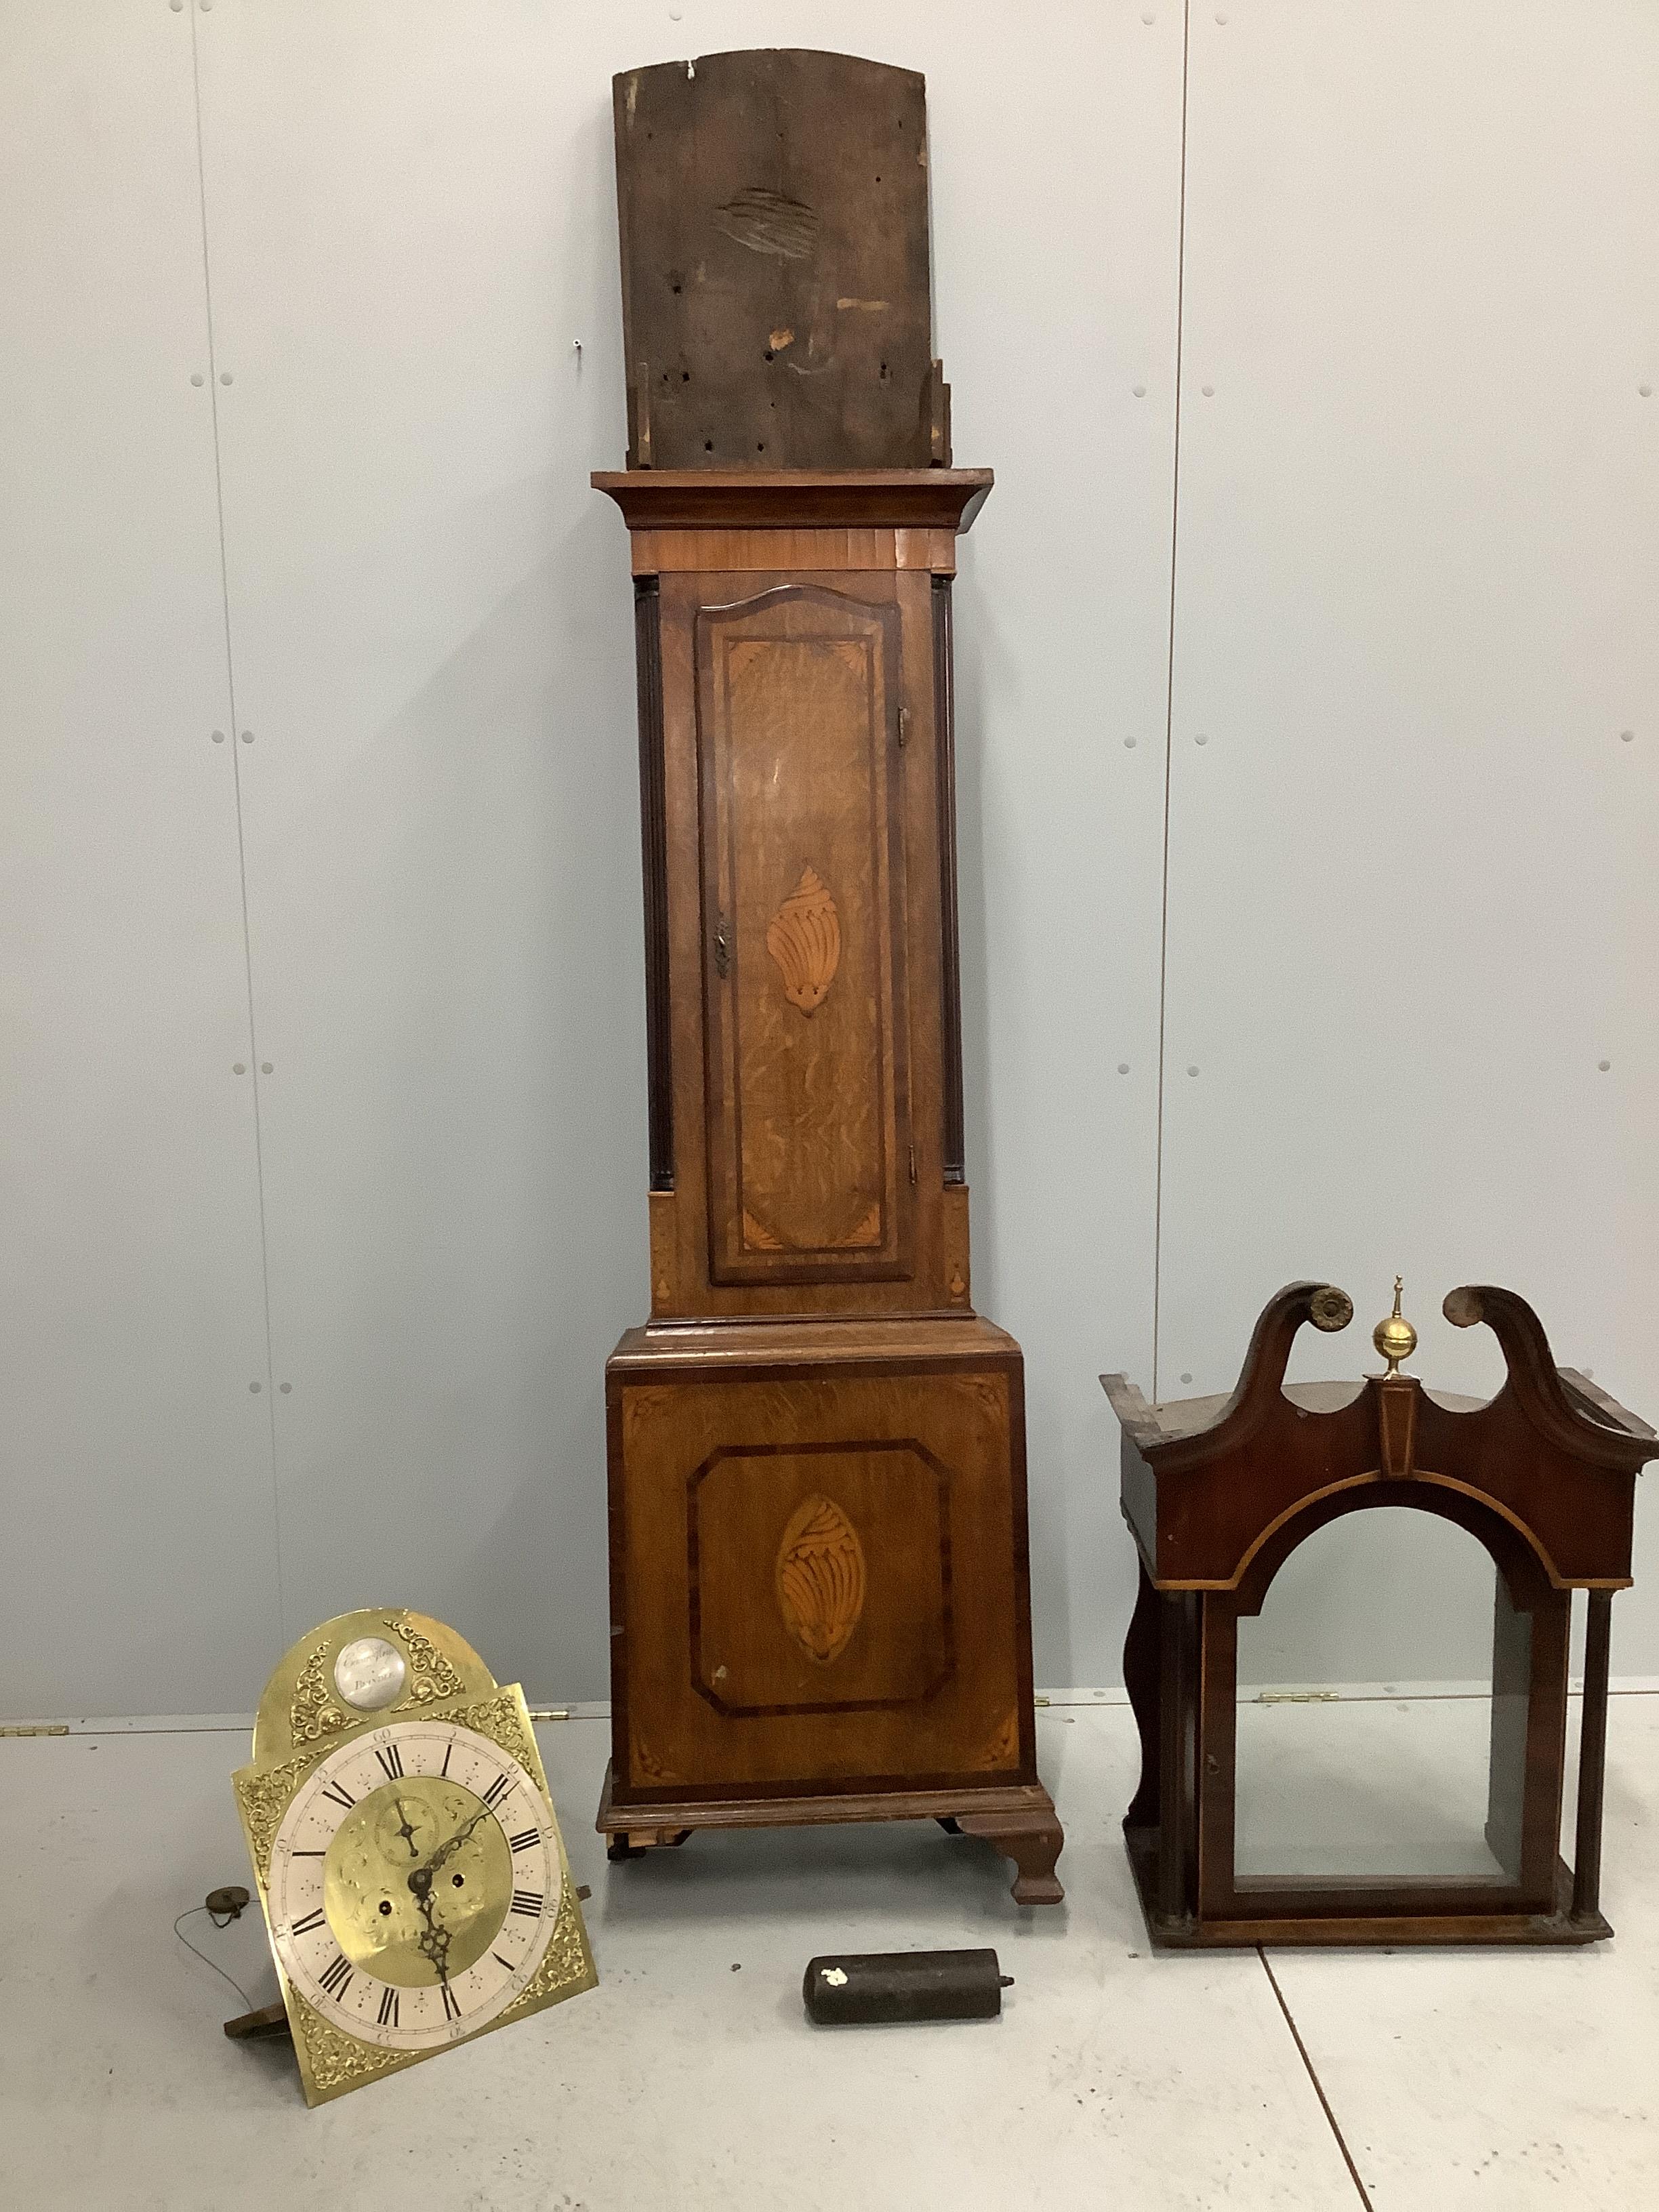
<box><xmin>253</xmin><ymin>1609</ymin><xmax>494</xmax><ymax>1761</ymax></box>
<box><xmin>289</xmin><ymin>1641</ymin><xmax>351</xmax><ymax>1748</ymax></box>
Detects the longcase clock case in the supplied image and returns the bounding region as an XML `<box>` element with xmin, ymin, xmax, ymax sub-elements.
<box><xmin>594</xmin><ymin>52</ymin><xmax>1062</xmax><ymax>1905</ymax></box>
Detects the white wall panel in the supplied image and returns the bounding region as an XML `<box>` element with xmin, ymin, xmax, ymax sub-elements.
<box><xmin>1160</xmin><ymin>1</ymin><xmax>1659</xmax><ymax>1676</ymax></box>
<box><xmin>0</xmin><ymin>3</ymin><xmax>279</xmax><ymax>1715</ymax></box>
<box><xmin>190</xmin><ymin>0</ymin><xmax>1178</xmax><ymax>1697</ymax></box>
<box><xmin>5</xmin><ymin>3</ymin><xmax>1652</xmax><ymax>1716</ymax></box>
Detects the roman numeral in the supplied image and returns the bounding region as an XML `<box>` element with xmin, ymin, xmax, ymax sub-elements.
<box><xmin>374</xmin><ymin>1742</ymin><xmax>403</xmax><ymax>1782</ymax></box>
<box><xmin>318</xmin><ymin>1952</ymin><xmax>353</xmax><ymax>1999</ymax></box>
<box><xmin>320</xmin><ymin>1780</ymin><xmax>355</xmax><ymax>1811</ymax></box>
<box><xmin>491</xmin><ymin>1952</ymin><xmax>516</xmax><ymax>1973</ymax></box>
<box><xmin>290</xmin><ymin>1849</ymin><xmax>325</xmax><ymax>1858</ymax></box>
<box><xmin>441</xmin><ymin>1982</ymin><xmax>461</xmax><ymax>2022</ymax></box>
<box><xmin>289</xmin><ymin>1908</ymin><xmax>326</xmax><ymax>1937</ymax></box>
<box><xmin>508</xmin><ymin>1828</ymin><xmax>539</xmax><ymax>1855</ymax></box>
<box><xmin>480</xmin><ymin>1772</ymin><xmax>512</xmax><ymax>1811</ymax></box>
<box><xmin>441</xmin><ymin>1742</ymin><xmax>453</xmax><ymax>1778</ymax></box>
<box><xmin>377</xmin><ymin>1986</ymin><xmax>399</xmax><ymax>2029</ymax></box>
<box><xmin>509</xmin><ymin>1889</ymin><xmax>543</xmax><ymax>1918</ymax></box>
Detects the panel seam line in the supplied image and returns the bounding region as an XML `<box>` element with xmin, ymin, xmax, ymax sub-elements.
<box><xmin>1258</xmin><ymin>1948</ymin><xmax>1376</xmax><ymax>2209</ymax></box>
<box><xmin>1151</xmin><ymin>0</ymin><xmax>1193</xmax><ymax>1404</ymax></box>
<box><xmin>188</xmin><ymin>6</ymin><xmax>285</xmax><ymax>1638</ymax></box>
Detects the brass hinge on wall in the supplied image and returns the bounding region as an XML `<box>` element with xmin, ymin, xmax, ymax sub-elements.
<box><xmin>908</xmin><ymin>1143</ymin><xmax>917</xmax><ymax>1185</ymax></box>
<box><xmin>897</xmin><ymin>706</ymin><xmax>909</xmax><ymax>748</ymax></box>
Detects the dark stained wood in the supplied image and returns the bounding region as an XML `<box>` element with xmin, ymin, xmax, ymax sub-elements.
<box><xmin>954</xmin><ymin>1808</ymin><xmax>1065</xmax><ymax>1906</ymax></box>
<box><xmin>594</xmin><ymin>469</ymin><xmax>991</xmax><ymax>533</ymax></box>
<box><xmin>613</xmin><ymin>52</ymin><xmax>940</xmax><ymax>470</ymax></box>
<box><xmin>932</xmin><ymin>577</ymin><xmax>965</xmax><ymax>1185</ymax></box>
<box><xmin>633</xmin><ymin>578</ymin><xmax>674</xmax><ymax>1191</ymax></box>
<box><xmin>596</xmin><ymin>1764</ymin><xmax>1060</xmax><ymax>1909</ymax></box>
<box><xmin>1125</xmin><ymin>1827</ymin><xmax>1612</xmax><ymax>1947</ymax></box>
<box><xmin>1572</xmin><ymin>1589</ymin><xmax>1614</xmax><ymax>1921</ymax></box>
<box><xmin>1105</xmin><ymin>1278</ymin><xmax>1651</xmax><ymax>1591</ymax></box>
<box><xmin>1105</xmin><ymin>1281</ymin><xmax>1656</xmax><ymax>1948</ymax></box>
<box><xmin>1485</xmin><ymin>1572</ymin><xmax>1532</xmax><ymax>1881</ymax></box>
<box><xmin>1120</xmin><ymin>1559</ymin><xmax>1161</xmax><ymax>1831</ymax></box>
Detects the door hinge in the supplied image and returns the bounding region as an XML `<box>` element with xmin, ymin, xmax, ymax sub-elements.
<box><xmin>897</xmin><ymin>705</ymin><xmax>909</xmax><ymax>748</ymax></box>
<box><xmin>907</xmin><ymin>1143</ymin><xmax>917</xmax><ymax>1184</ymax></box>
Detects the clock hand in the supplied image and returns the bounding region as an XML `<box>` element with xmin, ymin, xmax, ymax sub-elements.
<box><xmin>403</xmin><ymin>1805</ymin><xmax>492</xmax><ymax>1992</ymax></box>
<box><xmin>409</xmin><ymin>1871</ymin><xmax>454</xmax><ymax>1988</ymax></box>
<box><xmin>414</xmin><ymin>1806</ymin><xmax>491</xmax><ymax>1883</ymax></box>
<box><xmin>391</xmin><ymin>1797</ymin><xmax>422</xmax><ymax>1860</ymax></box>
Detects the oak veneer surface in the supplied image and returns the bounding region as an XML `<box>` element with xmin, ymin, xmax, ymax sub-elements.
<box><xmin>592</xmin><ymin>471</ymin><xmax>992</xmax><ymax>534</ymax></box>
<box><xmin>697</xmin><ymin>582</ymin><xmax>911</xmax><ymax>1285</ymax></box>
<box><xmin>607</xmin><ymin>1324</ymin><xmax>1031</xmax><ymax>1799</ymax></box>
<box><xmin>636</xmin><ymin>550</ymin><xmax>970</xmax><ymax>1320</ymax></box>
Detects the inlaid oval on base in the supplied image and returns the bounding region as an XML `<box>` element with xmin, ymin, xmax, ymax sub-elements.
<box><xmin>775</xmin><ymin>1494</ymin><xmax>867</xmax><ymax>1664</ymax></box>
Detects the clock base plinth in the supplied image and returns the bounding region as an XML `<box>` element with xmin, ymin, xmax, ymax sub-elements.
<box><xmin>602</xmin><ymin>1315</ymin><xmax>1057</xmax><ymax>1906</ymax></box>
<box><xmin>596</xmin><ymin>1764</ymin><xmax>1065</xmax><ymax>1907</ymax></box>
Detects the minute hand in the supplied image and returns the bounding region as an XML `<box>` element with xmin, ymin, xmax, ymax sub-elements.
<box><xmin>411</xmin><ymin>1807</ymin><xmax>492</xmax><ymax>1888</ymax></box>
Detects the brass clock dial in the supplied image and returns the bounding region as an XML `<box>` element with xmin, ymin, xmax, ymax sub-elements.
<box><xmin>233</xmin><ymin>1614</ymin><xmax>596</xmax><ymax>2106</ymax></box>
<box><xmin>268</xmin><ymin>1720</ymin><xmax>557</xmax><ymax>2053</ymax></box>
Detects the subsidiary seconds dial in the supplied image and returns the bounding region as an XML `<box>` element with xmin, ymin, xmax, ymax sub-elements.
<box><xmin>266</xmin><ymin>1720</ymin><xmax>559</xmax><ymax>2051</ymax></box>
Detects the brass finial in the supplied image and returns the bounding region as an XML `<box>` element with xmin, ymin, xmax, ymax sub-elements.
<box><xmin>1372</xmin><ymin>1275</ymin><xmax>1417</xmax><ymax>1377</ymax></box>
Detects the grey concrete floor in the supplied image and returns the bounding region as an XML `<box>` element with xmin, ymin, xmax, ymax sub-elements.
<box><xmin>3</xmin><ymin>1696</ymin><xmax>1657</xmax><ymax>2209</ymax></box>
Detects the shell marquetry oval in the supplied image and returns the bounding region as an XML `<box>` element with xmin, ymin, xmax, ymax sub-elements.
<box><xmin>766</xmin><ymin>866</ymin><xmax>841</xmax><ymax>1016</ymax></box>
<box><xmin>775</xmin><ymin>1494</ymin><xmax>867</xmax><ymax>1666</ymax></box>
